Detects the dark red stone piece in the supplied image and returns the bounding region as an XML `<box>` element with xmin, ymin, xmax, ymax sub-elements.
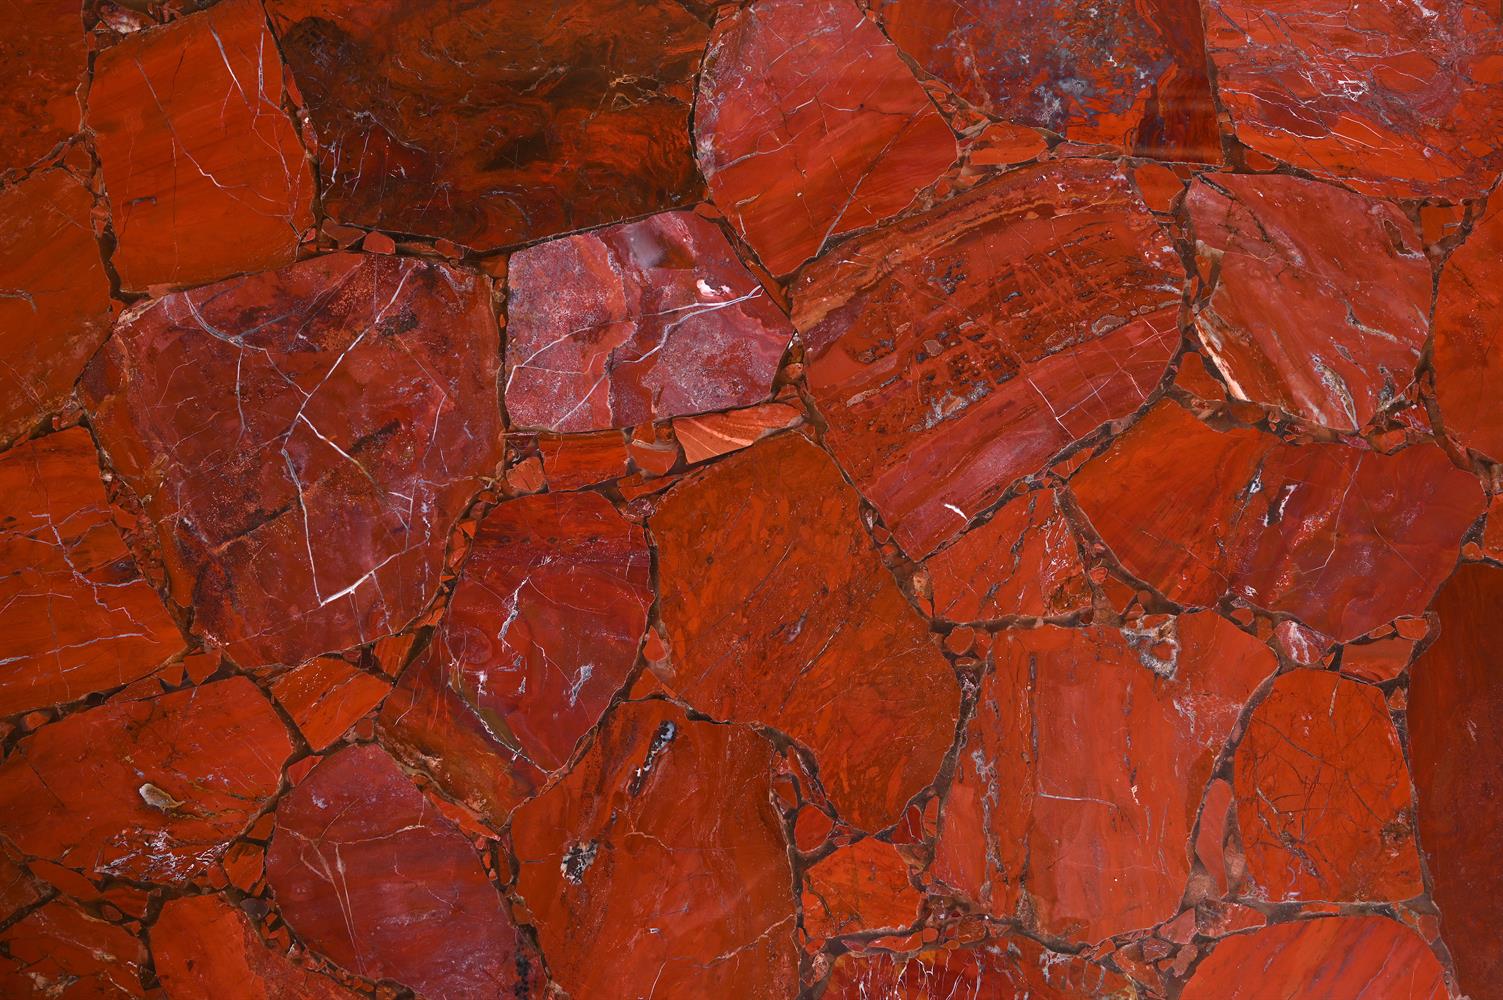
<box><xmin>83</xmin><ymin>253</ymin><xmax>503</xmax><ymax>669</ymax></box>
<box><xmin>265</xmin><ymin>0</ymin><xmax>706</xmax><ymax>249</ymax></box>
<box><xmin>265</xmin><ymin>744</ymin><xmax>533</xmax><ymax>998</ymax></box>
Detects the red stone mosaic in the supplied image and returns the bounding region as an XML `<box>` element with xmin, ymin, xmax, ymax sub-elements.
<box><xmin>0</xmin><ymin>1</ymin><xmax>1499</xmax><ymax>997</ymax></box>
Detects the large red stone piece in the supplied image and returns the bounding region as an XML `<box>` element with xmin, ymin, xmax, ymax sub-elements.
<box><xmin>1073</xmin><ymin>402</ymin><xmax>1483</xmax><ymax>640</ymax></box>
<box><xmin>510</xmin><ymin>699</ymin><xmax>798</xmax><ymax>998</ymax></box>
<box><xmin>794</xmin><ymin>159</ymin><xmax>1181</xmax><ymax>557</ymax></box>
<box><xmin>1409</xmin><ymin>564</ymin><xmax>1503</xmax><ymax>996</ymax></box>
<box><xmin>152</xmin><ymin>895</ymin><xmax>360</xmax><ymax>1000</ymax></box>
<box><xmin>1204</xmin><ymin>0</ymin><xmax>1503</xmax><ymax>198</ymax></box>
<box><xmin>383</xmin><ymin>490</ymin><xmax>649</xmax><ymax>822</ymax></box>
<box><xmin>802</xmin><ymin>837</ymin><xmax>923</xmax><ymax>942</ymax></box>
<box><xmin>924</xmin><ymin>487</ymin><xmax>1091</xmax><ymax>622</ymax></box>
<box><xmin>270</xmin><ymin>656</ymin><xmax>391</xmax><ymax>752</ymax></box>
<box><xmin>0</xmin><ymin>677</ymin><xmax>291</xmax><ymax>883</ymax></box>
<box><xmin>1433</xmin><ymin>194</ymin><xmax>1503</xmax><ymax>461</ymax></box>
<box><xmin>505</xmin><ymin>211</ymin><xmax>791</xmax><ymax>432</ymax></box>
<box><xmin>874</xmin><ymin>0</ymin><xmax>1219</xmax><ymax>161</ymax></box>
<box><xmin>0</xmin><ymin>0</ymin><xmax>86</xmax><ymax>173</ymax></box>
<box><xmin>1186</xmin><ymin>173</ymin><xmax>1430</xmax><ymax>430</ymax></box>
<box><xmin>933</xmin><ymin>614</ymin><xmax>1273</xmax><ymax>940</ymax></box>
<box><xmin>0</xmin><ymin>169</ymin><xmax>115</xmax><ymax>448</ymax></box>
<box><xmin>83</xmin><ymin>253</ymin><xmax>503</xmax><ymax>669</ymax></box>
<box><xmin>87</xmin><ymin>0</ymin><xmax>314</xmax><ymax>291</ymax></box>
<box><xmin>265</xmin><ymin>744</ymin><xmax>532</xmax><ymax>998</ymax></box>
<box><xmin>1235</xmin><ymin>669</ymin><xmax>1421</xmax><ymax>903</ymax></box>
<box><xmin>822</xmin><ymin>938</ymin><xmax>1131</xmax><ymax>998</ymax></box>
<box><xmin>0</xmin><ymin>901</ymin><xmax>147</xmax><ymax>998</ymax></box>
<box><xmin>0</xmin><ymin>428</ymin><xmax>182</xmax><ymax>715</ymax></box>
<box><xmin>1180</xmin><ymin>916</ymin><xmax>1446</xmax><ymax>999</ymax></box>
<box><xmin>265</xmin><ymin>0</ymin><xmax>705</xmax><ymax>249</ymax></box>
<box><xmin>695</xmin><ymin>0</ymin><xmax>957</xmax><ymax>275</ymax></box>
<box><xmin>652</xmin><ymin>434</ymin><xmax>960</xmax><ymax>831</ymax></box>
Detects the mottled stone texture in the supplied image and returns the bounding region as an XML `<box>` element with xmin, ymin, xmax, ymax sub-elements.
<box><xmin>3</xmin><ymin>2</ymin><xmax>1499</xmax><ymax>996</ymax></box>
<box><xmin>265</xmin><ymin>0</ymin><xmax>706</xmax><ymax>249</ymax></box>
<box><xmin>83</xmin><ymin>253</ymin><xmax>503</xmax><ymax>669</ymax></box>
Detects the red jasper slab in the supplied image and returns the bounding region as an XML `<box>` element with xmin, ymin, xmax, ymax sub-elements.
<box><xmin>88</xmin><ymin>0</ymin><xmax>314</xmax><ymax>291</ymax></box>
<box><xmin>874</xmin><ymin>0</ymin><xmax>1218</xmax><ymax>161</ymax></box>
<box><xmin>1186</xmin><ymin>173</ymin><xmax>1430</xmax><ymax>430</ymax></box>
<box><xmin>1181</xmin><ymin>916</ymin><xmax>1446</xmax><ymax>999</ymax></box>
<box><xmin>0</xmin><ymin>170</ymin><xmax>115</xmax><ymax>448</ymax></box>
<box><xmin>265</xmin><ymin>743</ymin><xmax>534</xmax><ymax>998</ymax></box>
<box><xmin>1073</xmin><ymin>403</ymin><xmax>1482</xmax><ymax>640</ymax></box>
<box><xmin>505</xmin><ymin>210</ymin><xmax>791</xmax><ymax>432</ymax></box>
<box><xmin>0</xmin><ymin>0</ymin><xmax>86</xmax><ymax>173</ymax></box>
<box><xmin>794</xmin><ymin>159</ymin><xmax>1182</xmax><ymax>557</ymax></box>
<box><xmin>924</xmin><ymin>487</ymin><xmax>1091</xmax><ymax>622</ymax></box>
<box><xmin>1409</xmin><ymin>563</ymin><xmax>1503</xmax><ymax>996</ymax></box>
<box><xmin>823</xmin><ymin>938</ymin><xmax>1131</xmax><ymax>998</ymax></box>
<box><xmin>0</xmin><ymin>676</ymin><xmax>291</xmax><ymax>883</ymax></box>
<box><xmin>1204</xmin><ymin>0</ymin><xmax>1503</xmax><ymax>198</ymax></box>
<box><xmin>0</xmin><ymin>428</ymin><xmax>182</xmax><ymax>715</ymax></box>
<box><xmin>933</xmin><ymin>614</ymin><xmax>1272</xmax><ymax>941</ymax></box>
<box><xmin>1434</xmin><ymin>194</ymin><xmax>1503</xmax><ymax>461</ymax></box>
<box><xmin>1235</xmin><ymin>669</ymin><xmax>1421</xmax><ymax>903</ymax></box>
<box><xmin>510</xmin><ymin>699</ymin><xmax>798</xmax><ymax>999</ymax></box>
<box><xmin>83</xmin><ymin>253</ymin><xmax>503</xmax><ymax>669</ymax></box>
<box><xmin>652</xmin><ymin>433</ymin><xmax>960</xmax><ymax>831</ymax></box>
<box><xmin>0</xmin><ymin>901</ymin><xmax>146</xmax><ymax>998</ymax></box>
<box><xmin>265</xmin><ymin>0</ymin><xmax>705</xmax><ymax>249</ymax></box>
<box><xmin>383</xmin><ymin>490</ymin><xmax>649</xmax><ymax>822</ymax></box>
<box><xmin>673</xmin><ymin>401</ymin><xmax>803</xmax><ymax>464</ymax></box>
<box><xmin>153</xmin><ymin>895</ymin><xmax>361</xmax><ymax>1000</ymax></box>
<box><xmin>695</xmin><ymin>0</ymin><xmax>957</xmax><ymax>275</ymax></box>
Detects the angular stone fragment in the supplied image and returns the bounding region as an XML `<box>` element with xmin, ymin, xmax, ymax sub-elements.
<box><xmin>1235</xmin><ymin>669</ymin><xmax>1421</xmax><ymax>903</ymax></box>
<box><xmin>0</xmin><ymin>429</ymin><xmax>182</xmax><ymax>715</ymax></box>
<box><xmin>0</xmin><ymin>170</ymin><xmax>115</xmax><ymax>447</ymax></box>
<box><xmin>153</xmin><ymin>894</ymin><xmax>360</xmax><ymax>1000</ymax></box>
<box><xmin>0</xmin><ymin>677</ymin><xmax>291</xmax><ymax>883</ymax></box>
<box><xmin>1072</xmin><ymin>403</ymin><xmax>1482</xmax><ymax>640</ymax></box>
<box><xmin>823</xmin><ymin>938</ymin><xmax>1131</xmax><ymax>998</ymax></box>
<box><xmin>266</xmin><ymin>744</ymin><xmax>532</xmax><ymax>998</ymax></box>
<box><xmin>537</xmin><ymin>431</ymin><xmax>629</xmax><ymax>490</ymax></box>
<box><xmin>1434</xmin><ymin>195</ymin><xmax>1503</xmax><ymax>461</ymax></box>
<box><xmin>87</xmin><ymin>0</ymin><xmax>313</xmax><ymax>291</ymax></box>
<box><xmin>794</xmin><ymin>159</ymin><xmax>1182</xmax><ymax>557</ymax></box>
<box><xmin>379</xmin><ymin>643</ymin><xmax>544</xmax><ymax>828</ymax></box>
<box><xmin>652</xmin><ymin>434</ymin><xmax>960</xmax><ymax>830</ymax></box>
<box><xmin>875</xmin><ymin>0</ymin><xmax>1218</xmax><ymax>161</ymax></box>
<box><xmin>695</xmin><ymin>0</ymin><xmax>957</xmax><ymax>275</ymax></box>
<box><xmin>803</xmin><ymin>838</ymin><xmax>922</xmax><ymax>943</ymax></box>
<box><xmin>266</xmin><ymin>0</ymin><xmax>705</xmax><ymax>249</ymax></box>
<box><xmin>673</xmin><ymin>401</ymin><xmax>803</xmax><ymax>464</ymax></box>
<box><xmin>0</xmin><ymin>901</ymin><xmax>146</xmax><ymax>998</ymax></box>
<box><xmin>1187</xmin><ymin>174</ymin><xmax>1429</xmax><ymax>430</ymax></box>
<box><xmin>933</xmin><ymin>614</ymin><xmax>1273</xmax><ymax>940</ymax></box>
<box><xmin>510</xmin><ymin>699</ymin><xmax>797</xmax><ymax>998</ymax></box>
<box><xmin>0</xmin><ymin>0</ymin><xmax>86</xmax><ymax>173</ymax></box>
<box><xmin>386</xmin><ymin>491</ymin><xmax>649</xmax><ymax>819</ymax></box>
<box><xmin>1180</xmin><ymin>917</ymin><xmax>1446</xmax><ymax>999</ymax></box>
<box><xmin>1205</xmin><ymin>0</ymin><xmax>1503</xmax><ymax>198</ymax></box>
<box><xmin>924</xmin><ymin>487</ymin><xmax>1090</xmax><ymax>622</ymax></box>
<box><xmin>83</xmin><ymin>254</ymin><xmax>503</xmax><ymax>669</ymax></box>
<box><xmin>505</xmin><ymin>211</ymin><xmax>792</xmax><ymax>432</ymax></box>
<box><xmin>270</xmin><ymin>656</ymin><xmax>390</xmax><ymax>751</ymax></box>
<box><xmin>1409</xmin><ymin>564</ymin><xmax>1503</xmax><ymax>996</ymax></box>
